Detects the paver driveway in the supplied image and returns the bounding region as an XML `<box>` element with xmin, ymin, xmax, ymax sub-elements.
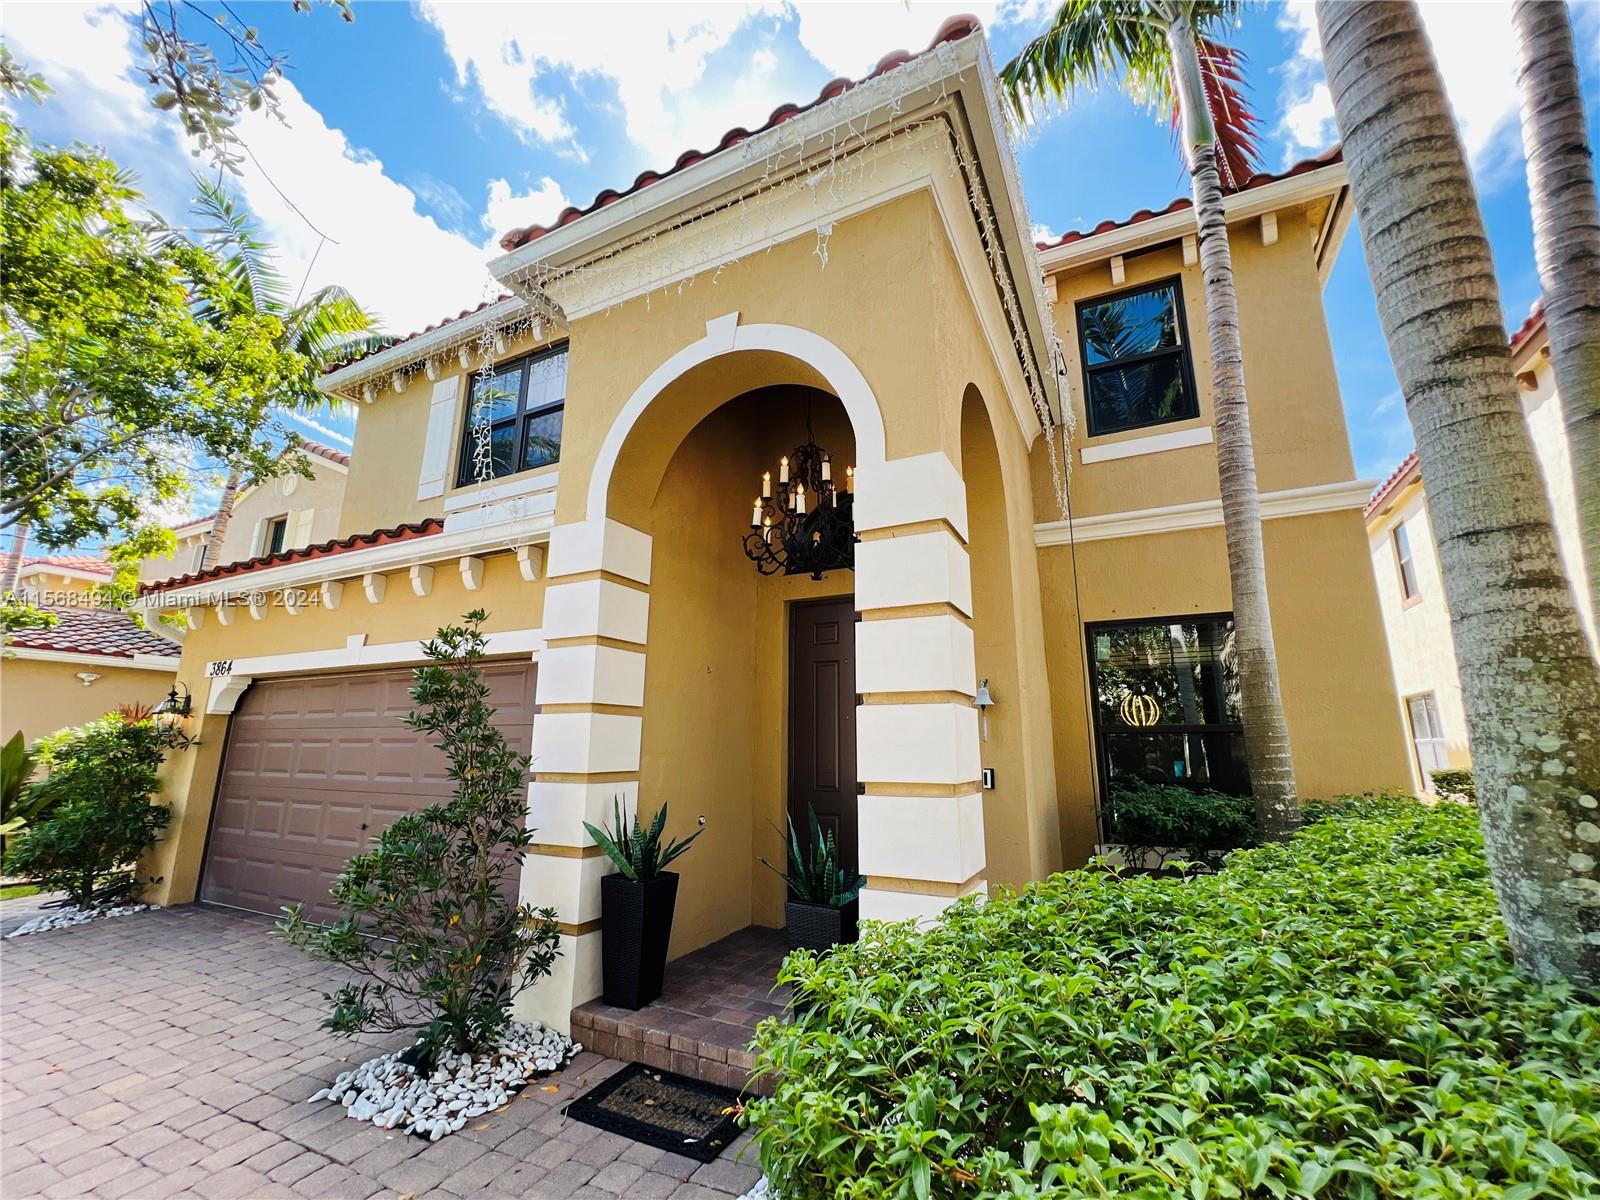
<box><xmin>1</xmin><ymin>906</ymin><xmax>762</xmax><ymax>1200</ymax></box>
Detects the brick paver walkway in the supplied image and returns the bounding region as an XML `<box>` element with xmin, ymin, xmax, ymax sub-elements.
<box><xmin>1</xmin><ymin>906</ymin><xmax>762</xmax><ymax>1199</ymax></box>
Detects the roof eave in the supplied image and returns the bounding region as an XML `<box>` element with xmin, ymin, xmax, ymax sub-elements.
<box><xmin>1037</xmin><ymin>160</ymin><xmax>1351</xmax><ymax>277</ymax></box>
<box><xmin>318</xmin><ymin>295</ymin><xmax>528</xmax><ymax>399</ymax></box>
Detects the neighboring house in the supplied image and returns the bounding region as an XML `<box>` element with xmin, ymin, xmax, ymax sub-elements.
<box><xmin>2</xmin><ymin>556</ymin><xmax>180</xmax><ymax>746</ymax></box>
<box><xmin>134</xmin><ymin>20</ymin><xmax>1411</xmax><ymax>1034</ymax></box>
<box><xmin>137</xmin><ymin>439</ymin><xmax>351</xmax><ymax>586</ymax></box>
<box><xmin>1365</xmin><ymin>307</ymin><xmax>1594</xmax><ymax>792</ymax></box>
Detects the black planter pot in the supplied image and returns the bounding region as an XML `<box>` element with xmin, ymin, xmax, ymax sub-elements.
<box><xmin>784</xmin><ymin>898</ymin><xmax>858</xmax><ymax>954</ymax></box>
<box><xmin>600</xmin><ymin>872</ymin><xmax>679</xmax><ymax>1009</ymax></box>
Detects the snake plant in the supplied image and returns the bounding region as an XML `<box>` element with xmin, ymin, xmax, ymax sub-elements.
<box><xmin>760</xmin><ymin>804</ymin><xmax>865</xmax><ymax>908</ymax></box>
<box><xmin>584</xmin><ymin>796</ymin><xmax>702</xmax><ymax>880</ymax></box>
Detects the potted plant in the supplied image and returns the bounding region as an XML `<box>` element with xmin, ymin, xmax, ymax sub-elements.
<box><xmin>760</xmin><ymin>805</ymin><xmax>865</xmax><ymax>953</ymax></box>
<box><xmin>584</xmin><ymin>797</ymin><xmax>702</xmax><ymax>1009</ymax></box>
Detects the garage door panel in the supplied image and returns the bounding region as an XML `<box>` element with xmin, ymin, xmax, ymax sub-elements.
<box><xmin>201</xmin><ymin>661</ymin><xmax>537</xmax><ymax>920</ymax></box>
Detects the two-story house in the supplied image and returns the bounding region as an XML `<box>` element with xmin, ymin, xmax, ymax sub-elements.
<box><xmin>134</xmin><ymin>18</ymin><xmax>1412</xmax><ymax>1036</ymax></box>
<box><xmin>1365</xmin><ymin>305</ymin><xmax>1595</xmax><ymax>792</ymax></box>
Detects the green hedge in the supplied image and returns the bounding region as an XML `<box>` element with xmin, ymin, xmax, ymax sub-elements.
<box><xmin>1105</xmin><ymin>778</ymin><xmax>1257</xmax><ymax>869</ymax></box>
<box><xmin>746</xmin><ymin>796</ymin><xmax>1599</xmax><ymax>1198</ymax></box>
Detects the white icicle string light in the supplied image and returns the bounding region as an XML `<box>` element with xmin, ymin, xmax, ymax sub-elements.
<box><xmin>498</xmin><ymin>43</ymin><xmax>1072</xmax><ymax>518</ymax></box>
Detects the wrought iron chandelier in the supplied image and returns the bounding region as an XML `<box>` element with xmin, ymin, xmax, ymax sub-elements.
<box><xmin>741</xmin><ymin>407</ymin><xmax>855</xmax><ymax>579</ymax></box>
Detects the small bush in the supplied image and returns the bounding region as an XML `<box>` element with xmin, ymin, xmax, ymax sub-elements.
<box><xmin>1430</xmin><ymin>767</ymin><xmax>1476</xmax><ymax>799</ymax></box>
<box><xmin>746</xmin><ymin>796</ymin><xmax>1599</xmax><ymax>1198</ymax></box>
<box><xmin>279</xmin><ymin>611</ymin><xmax>561</xmax><ymax>1066</ymax></box>
<box><xmin>2</xmin><ymin>716</ymin><xmax>170</xmax><ymax>907</ymax></box>
<box><xmin>1105</xmin><ymin>777</ymin><xmax>1257</xmax><ymax>869</ymax></box>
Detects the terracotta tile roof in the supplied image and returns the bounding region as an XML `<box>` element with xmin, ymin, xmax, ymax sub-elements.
<box><xmin>298</xmin><ymin>437</ymin><xmax>351</xmax><ymax>468</ymax></box>
<box><xmin>9</xmin><ymin>555</ymin><xmax>114</xmax><ymax>577</ymax></box>
<box><xmin>139</xmin><ymin>517</ymin><xmax>447</xmax><ymax>594</ymax></box>
<box><xmin>495</xmin><ymin>14</ymin><xmax>984</xmax><ymax>252</ymax></box>
<box><xmin>1364</xmin><ymin>451</ymin><xmax>1420</xmax><ymax>519</ymax></box>
<box><xmin>7</xmin><ymin>606</ymin><xmax>180</xmax><ymax>660</ymax></box>
<box><xmin>1509</xmin><ymin>300</ymin><xmax>1546</xmax><ymax>356</ymax></box>
<box><xmin>1035</xmin><ymin>145</ymin><xmax>1346</xmax><ymax>251</ymax></box>
<box><xmin>327</xmin><ymin>294</ymin><xmax>514</xmax><ymax>375</ymax></box>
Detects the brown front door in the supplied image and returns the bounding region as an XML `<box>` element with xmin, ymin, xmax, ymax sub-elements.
<box><xmin>200</xmin><ymin>662</ymin><xmax>536</xmax><ymax>922</ymax></box>
<box><xmin>788</xmin><ymin>597</ymin><xmax>858</xmax><ymax>879</ymax></box>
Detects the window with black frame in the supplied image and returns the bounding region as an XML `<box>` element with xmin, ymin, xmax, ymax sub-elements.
<box><xmin>456</xmin><ymin>345</ymin><xmax>567</xmax><ymax>487</ymax></box>
<box><xmin>1087</xmin><ymin>615</ymin><xmax>1250</xmax><ymax>796</ymax></box>
<box><xmin>1076</xmin><ymin>279</ymin><xmax>1198</xmax><ymax>436</ymax></box>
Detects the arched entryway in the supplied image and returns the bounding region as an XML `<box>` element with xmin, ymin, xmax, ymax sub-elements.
<box><xmin>518</xmin><ymin>315</ymin><xmax>987</xmax><ymax>1031</ymax></box>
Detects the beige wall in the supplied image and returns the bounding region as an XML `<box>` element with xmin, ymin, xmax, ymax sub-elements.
<box><xmin>0</xmin><ymin>656</ymin><xmax>176</xmax><ymax>748</ymax></box>
<box><xmin>219</xmin><ymin>457</ymin><xmax>347</xmax><ymax>561</ymax></box>
<box><xmin>1519</xmin><ymin>349</ymin><xmax>1595</xmax><ymax>645</ymax></box>
<box><xmin>1366</xmin><ymin>480</ymin><xmax>1471</xmax><ymax>789</ymax></box>
<box><xmin>139</xmin><ymin>528</ymin><xmax>210</xmax><ymax>585</ymax></box>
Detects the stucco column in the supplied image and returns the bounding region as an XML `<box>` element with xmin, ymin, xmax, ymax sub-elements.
<box><xmin>516</xmin><ymin>517</ymin><xmax>651</xmax><ymax>1033</ymax></box>
<box><xmin>852</xmin><ymin>451</ymin><xmax>988</xmax><ymax>920</ymax></box>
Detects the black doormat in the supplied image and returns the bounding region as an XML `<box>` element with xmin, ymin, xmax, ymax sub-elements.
<box><xmin>564</xmin><ymin>1062</ymin><xmax>743</xmax><ymax>1163</ymax></box>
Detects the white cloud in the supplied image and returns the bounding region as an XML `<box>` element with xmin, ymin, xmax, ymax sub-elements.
<box><xmin>1276</xmin><ymin>0</ymin><xmax>1524</xmax><ymax>183</ymax></box>
<box><xmin>1030</xmin><ymin>220</ymin><xmax>1057</xmax><ymax>244</ymax></box>
<box><xmin>1</xmin><ymin>2</ymin><xmax>156</xmax><ymax>141</ymax></box>
<box><xmin>279</xmin><ymin>408</ymin><xmax>355</xmax><ymax>449</ymax></box>
<box><xmin>417</xmin><ymin>1</ymin><xmax>1042</xmax><ymax>168</ymax></box>
<box><xmin>482</xmin><ymin>176</ymin><xmax>573</xmax><ymax>245</ymax></box>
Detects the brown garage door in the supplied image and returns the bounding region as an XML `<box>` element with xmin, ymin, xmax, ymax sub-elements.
<box><xmin>200</xmin><ymin>662</ymin><xmax>536</xmax><ymax>922</ymax></box>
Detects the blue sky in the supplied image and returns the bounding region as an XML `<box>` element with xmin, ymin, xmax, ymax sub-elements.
<box><xmin>5</xmin><ymin>0</ymin><xmax>1597</xmax><ymax>537</ymax></box>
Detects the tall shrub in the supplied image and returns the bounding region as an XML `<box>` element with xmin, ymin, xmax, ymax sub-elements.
<box><xmin>279</xmin><ymin>611</ymin><xmax>561</xmax><ymax>1064</ymax></box>
<box><xmin>2</xmin><ymin>716</ymin><xmax>169</xmax><ymax>907</ymax></box>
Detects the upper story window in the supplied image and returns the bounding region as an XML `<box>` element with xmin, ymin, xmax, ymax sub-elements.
<box><xmin>1393</xmin><ymin>519</ymin><xmax>1420</xmax><ymax>601</ymax></box>
<box><xmin>1076</xmin><ymin>278</ymin><xmax>1198</xmax><ymax>437</ymax></box>
<box><xmin>262</xmin><ymin>515</ymin><xmax>289</xmax><ymax>556</ymax></box>
<box><xmin>456</xmin><ymin>345</ymin><xmax>567</xmax><ymax>487</ymax></box>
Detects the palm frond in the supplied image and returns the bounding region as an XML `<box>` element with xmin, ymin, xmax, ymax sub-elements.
<box><xmin>1166</xmin><ymin>37</ymin><xmax>1263</xmax><ymax>189</ymax></box>
<box><xmin>998</xmin><ymin>0</ymin><xmax>1169</xmax><ymax>126</ymax></box>
<box><xmin>191</xmin><ymin>175</ymin><xmax>287</xmax><ymax>316</ymax></box>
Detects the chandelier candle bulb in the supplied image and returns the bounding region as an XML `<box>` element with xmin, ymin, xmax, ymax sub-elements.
<box><xmin>846</xmin><ymin>465</ymin><xmax>854</xmax><ymax>491</ymax></box>
<box><xmin>751</xmin><ymin>499</ymin><xmax>762</xmax><ymax>527</ymax></box>
<box><xmin>780</xmin><ymin>456</ymin><xmax>789</xmax><ymax>484</ymax></box>
<box><xmin>762</xmin><ymin>471</ymin><xmax>771</xmax><ymax>498</ymax></box>
<box><xmin>796</xmin><ymin>483</ymin><xmax>807</xmax><ymax>514</ymax></box>
<box><xmin>822</xmin><ymin>458</ymin><xmax>831</xmax><ymax>482</ymax></box>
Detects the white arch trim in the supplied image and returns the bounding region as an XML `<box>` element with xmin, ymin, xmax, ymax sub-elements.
<box><xmin>585</xmin><ymin>313</ymin><xmax>888</xmax><ymax>521</ymax></box>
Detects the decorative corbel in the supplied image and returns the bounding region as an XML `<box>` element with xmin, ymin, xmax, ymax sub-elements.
<box><xmin>1182</xmin><ymin>234</ymin><xmax>1198</xmax><ymax>267</ymax></box>
<box><xmin>247</xmin><ymin>594</ymin><xmax>268</xmax><ymax>621</ymax></box>
<box><xmin>459</xmin><ymin>556</ymin><xmax>485</xmax><ymax>591</ymax></box>
<box><xmin>215</xmin><ymin>603</ymin><xmax>234</xmax><ymax>627</ymax></box>
<box><xmin>392</xmin><ymin>371</ymin><xmax>408</xmax><ymax>394</ymax></box>
<box><xmin>320</xmin><ymin>580</ymin><xmax>344</xmax><ymax>610</ymax></box>
<box><xmin>1260</xmin><ymin>212</ymin><xmax>1279</xmax><ymax>246</ymax></box>
<box><xmin>516</xmin><ymin>545</ymin><xmax>544</xmax><ymax>583</ymax></box>
<box><xmin>1109</xmin><ymin>254</ymin><xmax>1126</xmax><ymax>286</ymax></box>
<box><xmin>409</xmin><ymin>564</ymin><xmax>434</xmax><ymax>597</ymax></box>
<box><xmin>425</xmin><ymin>358</ymin><xmax>441</xmax><ymax>382</ymax></box>
<box><xmin>362</xmin><ymin>572</ymin><xmax>387</xmax><ymax>605</ymax></box>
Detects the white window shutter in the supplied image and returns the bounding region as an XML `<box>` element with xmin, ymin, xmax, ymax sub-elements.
<box><xmin>417</xmin><ymin>377</ymin><xmax>461</xmax><ymax>501</ymax></box>
<box><xmin>250</xmin><ymin>517</ymin><xmax>267</xmax><ymax>557</ymax></box>
<box><xmin>287</xmin><ymin>508</ymin><xmax>315</xmax><ymax>549</ymax></box>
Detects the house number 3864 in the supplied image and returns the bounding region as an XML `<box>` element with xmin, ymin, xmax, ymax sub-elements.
<box><xmin>208</xmin><ymin>660</ymin><xmax>234</xmax><ymax>677</ymax></box>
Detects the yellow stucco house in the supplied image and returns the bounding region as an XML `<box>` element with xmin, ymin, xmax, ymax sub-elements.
<box><xmin>1365</xmin><ymin>307</ymin><xmax>1595</xmax><ymax>792</ymax></box>
<box><xmin>133</xmin><ymin>19</ymin><xmax>1411</xmax><ymax>1035</ymax></box>
<box><xmin>2</xmin><ymin>556</ymin><xmax>180</xmax><ymax>747</ymax></box>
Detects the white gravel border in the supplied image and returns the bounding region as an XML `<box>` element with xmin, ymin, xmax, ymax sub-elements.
<box><xmin>4</xmin><ymin>903</ymin><xmax>156</xmax><ymax>938</ymax></box>
<box><xmin>739</xmin><ymin>1178</ymin><xmax>775</xmax><ymax>1199</ymax></box>
<box><xmin>310</xmin><ymin>1020</ymin><xmax>580</xmax><ymax>1140</ymax></box>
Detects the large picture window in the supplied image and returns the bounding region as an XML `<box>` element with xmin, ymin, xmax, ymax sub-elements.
<box><xmin>1076</xmin><ymin>278</ymin><xmax>1198</xmax><ymax>436</ymax></box>
<box><xmin>456</xmin><ymin>345</ymin><xmax>567</xmax><ymax>487</ymax></box>
<box><xmin>1086</xmin><ymin>615</ymin><xmax>1249</xmax><ymax>798</ymax></box>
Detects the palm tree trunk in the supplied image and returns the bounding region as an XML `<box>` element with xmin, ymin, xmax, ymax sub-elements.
<box><xmin>1512</xmin><ymin>0</ymin><xmax>1600</xmax><ymax>643</ymax></box>
<box><xmin>2</xmin><ymin>522</ymin><xmax>27</xmax><ymax>594</ymax></box>
<box><xmin>202</xmin><ymin>469</ymin><xmax>243</xmax><ymax>571</ymax></box>
<box><xmin>1167</xmin><ymin>15</ymin><xmax>1300</xmax><ymax>841</ymax></box>
<box><xmin>1318</xmin><ymin>0</ymin><xmax>1600</xmax><ymax>987</ymax></box>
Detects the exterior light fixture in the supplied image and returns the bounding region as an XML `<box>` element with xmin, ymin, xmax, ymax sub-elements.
<box><xmin>153</xmin><ymin>683</ymin><xmax>199</xmax><ymax>751</ymax></box>
<box><xmin>975</xmin><ymin>678</ymin><xmax>994</xmax><ymax>742</ymax></box>
<box><xmin>741</xmin><ymin>401</ymin><xmax>855</xmax><ymax>580</ymax></box>
<box><xmin>74</xmin><ymin>671</ymin><xmax>102</xmax><ymax>687</ymax></box>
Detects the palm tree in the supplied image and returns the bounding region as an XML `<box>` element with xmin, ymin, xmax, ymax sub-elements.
<box><xmin>1512</xmin><ymin>0</ymin><xmax>1600</xmax><ymax>638</ymax></box>
<box><xmin>1316</xmin><ymin>0</ymin><xmax>1600</xmax><ymax>988</ymax></box>
<box><xmin>187</xmin><ymin>180</ymin><xmax>383</xmax><ymax>569</ymax></box>
<box><xmin>1001</xmin><ymin>1</ymin><xmax>1301</xmax><ymax>841</ymax></box>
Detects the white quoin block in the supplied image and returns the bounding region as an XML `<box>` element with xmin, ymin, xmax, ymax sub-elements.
<box><xmin>519</xmin><ymin>851</ymin><xmax>611</xmax><ymax>924</ymax></box>
<box><xmin>513</xmin><ymin>930</ymin><xmax>602</xmax><ymax>1033</ymax></box>
<box><xmin>529</xmin><ymin>711</ymin><xmax>642</xmax><ymax>775</ymax></box>
<box><xmin>542</xmin><ymin>579</ymin><xmax>649</xmax><ymax>644</ymax></box>
<box><xmin>852</xmin><ymin>452</ymin><xmax>968</xmax><ymax>541</ymax></box>
<box><xmin>535</xmin><ymin>643</ymin><xmax>646</xmax><ymax>707</ymax></box>
<box><xmin>527</xmin><ymin>780</ymin><xmax>639</xmax><ymax>849</ymax></box>
<box><xmin>856</xmin><ymin>614</ymin><xmax>976</xmax><ymax>696</ymax></box>
<box><xmin>854</xmin><ymin>530</ymin><xmax>973</xmax><ymax>615</ymax></box>
<box><xmin>857</xmin><ymin>702</ymin><xmax>981</xmax><ymax>785</ymax></box>
<box><xmin>858</xmin><ymin>792</ymin><xmax>986</xmax><ymax>883</ymax></box>
<box><xmin>545</xmin><ymin>519</ymin><xmax>653</xmax><ymax>585</ymax></box>
<box><xmin>858</xmin><ymin>883</ymin><xmax>984</xmax><ymax>925</ymax></box>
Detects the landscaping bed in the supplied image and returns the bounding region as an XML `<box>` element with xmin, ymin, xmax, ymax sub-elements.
<box><xmin>746</xmin><ymin>795</ymin><xmax>1600</xmax><ymax>1198</ymax></box>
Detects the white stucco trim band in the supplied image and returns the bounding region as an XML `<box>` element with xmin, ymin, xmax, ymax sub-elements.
<box><xmin>1079</xmin><ymin>423</ymin><xmax>1213</xmax><ymax>464</ymax></box>
<box><xmin>1033</xmin><ymin>479</ymin><xmax>1378</xmax><ymax>546</ymax></box>
<box><xmin>4</xmin><ymin>647</ymin><xmax>179</xmax><ymax>673</ymax></box>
